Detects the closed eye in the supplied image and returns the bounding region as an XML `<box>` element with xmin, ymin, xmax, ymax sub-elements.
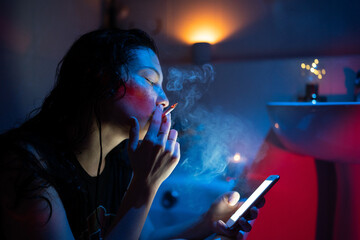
<box><xmin>139</xmin><ymin>68</ymin><xmax>160</xmax><ymax>86</ymax></box>
<box><xmin>144</xmin><ymin>77</ymin><xmax>155</xmax><ymax>86</ymax></box>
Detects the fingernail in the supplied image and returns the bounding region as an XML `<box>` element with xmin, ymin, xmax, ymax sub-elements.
<box><xmin>229</xmin><ymin>195</ymin><xmax>237</xmax><ymax>206</ymax></box>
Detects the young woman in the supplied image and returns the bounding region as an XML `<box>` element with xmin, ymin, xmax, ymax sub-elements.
<box><xmin>0</xmin><ymin>28</ymin><xmax>262</xmax><ymax>240</ymax></box>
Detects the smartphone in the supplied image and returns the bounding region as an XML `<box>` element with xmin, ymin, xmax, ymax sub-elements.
<box><xmin>226</xmin><ymin>175</ymin><xmax>280</xmax><ymax>229</ymax></box>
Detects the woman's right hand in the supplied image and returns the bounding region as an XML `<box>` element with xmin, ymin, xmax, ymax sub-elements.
<box><xmin>127</xmin><ymin>105</ymin><xmax>180</xmax><ymax>190</ymax></box>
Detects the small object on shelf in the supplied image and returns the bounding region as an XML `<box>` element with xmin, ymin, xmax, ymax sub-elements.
<box><xmin>298</xmin><ymin>59</ymin><xmax>327</xmax><ymax>103</ymax></box>
<box><xmin>355</xmin><ymin>70</ymin><xmax>360</xmax><ymax>102</ymax></box>
<box><xmin>297</xmin><ymin>83</ymin><xmax>327</xmax><ymax>103</ymax></box>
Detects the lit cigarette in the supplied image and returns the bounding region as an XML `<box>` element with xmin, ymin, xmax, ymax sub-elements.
<box><xmin>162</xmin><ymin>103</ymin><xmax>178</xmax><ymax>117</ymax></box>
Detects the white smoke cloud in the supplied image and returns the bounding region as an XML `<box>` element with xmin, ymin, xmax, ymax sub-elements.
<box><xmin>166</xmin><ymin>63</ymin><xmax>214</xmax><ymax>111</ymax></box>
<box><xmin>165</xmin><ymin>64</ymin><xmax>262</xmax><ymax>182</ymax></box>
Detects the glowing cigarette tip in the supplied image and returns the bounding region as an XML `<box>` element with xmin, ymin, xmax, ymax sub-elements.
<box><xmin>163</xmin><ymin>103</ymin><xmax>178</xmax><ymax>117</ymax></box>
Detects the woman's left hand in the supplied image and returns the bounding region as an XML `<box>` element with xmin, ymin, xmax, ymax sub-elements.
<box><xmin>203</xmin><ymin>191</ymin><xmax>265</xmax><ymax>240</ymax></box>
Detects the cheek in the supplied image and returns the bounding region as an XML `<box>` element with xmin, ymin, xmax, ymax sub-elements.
<box><xmin>126</xmin><ymin>84</ymin><xmax>154</xmax><ymax>112</ymax></box>
<box><xmin>126</xmin><ymin>84</ymin><xmax>156</xmax><ymax>116</ymax></box>
<box><xmin>113</xmin><ymin>81</ymin><xmax>156</xmax><ymax>129</ymax></box>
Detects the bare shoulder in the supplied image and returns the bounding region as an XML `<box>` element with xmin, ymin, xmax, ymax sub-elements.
<box><xmin>0</xmin><ymin>143</ymin><xmax>75</xmax><ymax>239</ymax></box>
<box><xmin>2</xmin><ymin>185</ymin><xmax>75</xmax><ymax>239</ymax></box>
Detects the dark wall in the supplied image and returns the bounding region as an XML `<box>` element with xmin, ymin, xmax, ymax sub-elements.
<box><xmin>117</xmin><ymin>0</ymin><xmax>360</xmax><ymax>63</ymax></box>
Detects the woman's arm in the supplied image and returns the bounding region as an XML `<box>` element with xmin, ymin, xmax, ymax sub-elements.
<box><xmin>106</xmin><ymin>176</ymin><xmax>159</xmax><ymax>240</ymax></box>
<box><xmin>2</xmin><ymin>106</ymin><xmax>179</xmax><ymax>240</ymax></box>
<box><xmin>107</xmin><ymin>105</ymin><xmax>180</xmax><ymax>240</ymax></box>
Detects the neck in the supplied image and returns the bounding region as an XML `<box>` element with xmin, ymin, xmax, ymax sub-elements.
<box><xmin>75</xmin><ymin>120</ymin><xmax>128</xmax><ymax>177</ymax></box>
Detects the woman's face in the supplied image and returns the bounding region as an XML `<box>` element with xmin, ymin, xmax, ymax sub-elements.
<box><xmin>103</xmin><ymin>48</ymin><xmax>169</xmax><ymax>139</ymax></box>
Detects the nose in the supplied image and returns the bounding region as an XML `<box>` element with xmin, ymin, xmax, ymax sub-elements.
<box><xmin>157</xmin><ymin>88</ymin><xmax>169</xmax><ymax>108</ymax></box>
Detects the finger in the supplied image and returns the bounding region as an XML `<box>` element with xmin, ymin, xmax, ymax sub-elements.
<box><xmin>173</xmin><ymin>142</ymin><xmax>180</xmax><ymax>160</ymax></box>
<box><xmin>128</xmin><ymin>117</ymin><xmax>140</xmax><ymax>154</ymax></box>
<box><xmin>215</xmin><ymin>220</ymin><xmax>228</xmax><ymax>235</ymax></box>
<box><xmin>236</xmin><ymin>231</ymin><xmax>245</xmax><ymax>240</ymax></box>
<box><xmin>168</xmin><ymin>129</ymin><xmax>178</xmax><ymax>141</ymax></box>
<box><xmin>238</xmin><ymin>217</ymin><xmax>252</xmax><ymax>232</ymax></box>
<box><xmin>255</xmin><ymin>197</ymin><xmax>266</xmax><ymax>208</ymax></box>
<box><xmin>217</xmin><ymin>191</ymin><xmax>240</xmax><ymax>208</ymax></box>
<box><xmin>244</xmin><ymin>206</ymin><xmax>259</xmax><ymax>220</ymax></box>
<box><xmin>163</xmin><ymin>142</ymin><xmax>180</xmax><ymax>175</ymax></box>
<box><xmin>228</xmin><ymin>191</ymin><xmax>240</xmax><ymax>206</ymax></box>
<box><xmin>157</xmin><ymin>113</ymin><xmax>171</xmax><ymax>145</ymax></box>
<box><xmin>144</xmin><ymin>105</ymin><xmax>163</xmax><ymax>141</ymax></box>
<box><xmin>214</xmin><ymin>220</ymin><xmax>236</xmax><ymax>237</ymax></box>
<box><xmin>164</xmin><ymin>129</ymin><xmax>178</xmax><ymax>155</ymax></box>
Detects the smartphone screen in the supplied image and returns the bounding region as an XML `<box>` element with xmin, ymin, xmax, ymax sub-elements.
<box><xmin>226</xmin><ymin>175</ymin><xmax>280</xmax><ymax>229</ymax></box>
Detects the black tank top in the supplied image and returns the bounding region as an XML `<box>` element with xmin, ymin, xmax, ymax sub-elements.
<box><xmin>57</xmin><ymin>142</ymin><xmax>133</xmax><ymax>240</ymax></box>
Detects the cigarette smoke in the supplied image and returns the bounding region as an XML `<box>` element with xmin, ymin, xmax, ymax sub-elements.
<box><xmin>166</xmin><ymin>64</ymin><xmax>262</xmax><ymax>182</ymax></box>
<box><xmin>166</xmin><ymin>64</ymin><xmax>214</xmax><ymax>113</ymax></box>
<box><xmin>178</xmin><ymin>107</ymin><xmax>259</xmax><ymax>180</ymax></box>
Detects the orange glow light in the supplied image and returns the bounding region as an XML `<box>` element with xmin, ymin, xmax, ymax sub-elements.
<box><xmin>170</xmin><ymin>1</ymin><xmax>244</xmax><ymax>45</ymax></box>
<box><xmin>177</xmin><ymin>14</ymin><xmax>229</xmax><ymax>44</ymax></box>
<box><xmin>187</xmin><ymin>27</ymin><xmax>220</xmax><ymax>44</ymax></box>
<box><xmin>233</xmin><ymin>153</ymin><xmax>241</xmax><ymax>162</ymax></box>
